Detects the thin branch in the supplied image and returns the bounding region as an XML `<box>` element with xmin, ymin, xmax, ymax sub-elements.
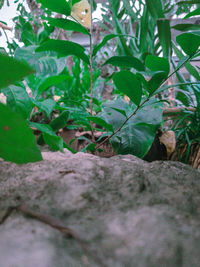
<box><xmin>89</xmin><ymin>0</ymin><xmax>95</xmax><ymax>142</ymax></box>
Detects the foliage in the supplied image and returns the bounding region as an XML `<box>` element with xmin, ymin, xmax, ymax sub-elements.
<box><xmin>0</xmin><ymin>0</ymin><xmax>200</xmax><ymax>164</ymax></box>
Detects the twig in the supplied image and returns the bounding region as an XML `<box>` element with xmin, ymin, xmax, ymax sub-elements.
<box><xmin>0</xmin><ymin>203</ymin><xmax>105</xmax><ymax>267</ymax></box>
<box><xmin>0</xmin><ymin>22</ymin><xmax>12</xmax><ymax>31</ymax></box>
<box><xmin>89</xmin><ymin>0</ymin><xmax>95</xmax><ymax>142</ymax></box>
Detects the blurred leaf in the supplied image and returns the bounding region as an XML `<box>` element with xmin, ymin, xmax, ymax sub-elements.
<box><xmin>37</xmin><ymin>75</ymin><xmax>71</xmax><ymax>96</ymax></box>
<box><xmin>4</xmin><ymin>85</ymin><xmax>32</xmax><ymax>119</ymax></box>
<box><xmin>42</xmin><ymin>132</ymin><xmax>64</xmax><ymax>151</ymax></box>
<box><xmin>157</xmin><ymin>19</ymin><xmax>171</xmax><ymax>59</ymax></box>
<box><xmin>32</xmin><ymin>98</ymin><xmax>56</xmax><ymax>118</ymax></box>
<box><xmin>176</xmin><ymin>33</ymin><xmax>200</xmax><ymax>56</ymax></box>
<box><xmin>15</xmin><ymin>46</ymin><xmax>66</xmax><ymax>76</ymax></box>
<box><xmin>81</xmin><ymin>143</ymin><xmax>96</xmax><ymax>153</ymax></box>
<box><xmin>111</xmin><ymin>107</ymin><xmax>127</xmax><ymax>118</ymax></box>
<box><xmin>0</xmin><ymin>103</ymin><xmax>42</xmax><ymax>164</ymax></box>
<box><xmin>184</xmin><ymin>7</ymin><xmax>200</xmax><ymax>18</ymax></box>
<box><xmin>36</xmin><ymin>39</ymin><xmax>89</xmax><ymax>64</ymax></box>
<box><xmin>145</xmin><ymin>55</ymin><xmax>170</xmax><ymax>75</ymax></box>
<box><xmin>46</xmin><ymin>17</ymin><xmax>90</xmax><ymax>35</ymax></box>
<box><xmin>103</xmin><ymin>56</ymin><xmax>145</xmax><ymax>71</ymax></box>
<box><xmin>93</xmin><ymin>34</ymin><xmax>119</xmax><ymax>57</ymax></box>
<box><xmin>172</xmin><ymin>24</ymin><xmax>200</xmax><ymax>31</ymax></box>
<box><xmin>113</xmin><ymin>71</ymin><xmax>142</xmax><ymax>106</ymax></box>
<box><xmin>50</xmin><ymin>110</ymin><xmax>69</xmax><ymax>132</ymax></box>
<box><xmin>87</xmin><ymin>116</ymin><xmax>114</xmax><ymax>132</ymax></box>
<box><xmin>36</xmin><ymin>0</ymin><xmax>71</xmax><ymax>16</ymax></box>
<box><xmin>29</xmin><ymin>121</ymin><xmax>76</xmax><ymax>153</ymax></box>
<box><xmin>145</xmin><ymin>0</ymin><xmax>164</xmax><ymax>19</ymax></box>
<box><xmin>0</xmin><ymin>54</ymin><xmax>34</xmax><ymax>90</ymax></box>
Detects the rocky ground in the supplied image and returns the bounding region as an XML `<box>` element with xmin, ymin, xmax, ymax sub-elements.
<box><xmin>0</xmin><ymin>150</ymin><xmax>200</xmax><ymax>267</ymax></box>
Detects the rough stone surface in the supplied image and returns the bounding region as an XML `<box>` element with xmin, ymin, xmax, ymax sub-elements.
<box><xmin>0</xmin><ymin>150</ymin><xmax>200</xmax><ymax>267</ymax></box>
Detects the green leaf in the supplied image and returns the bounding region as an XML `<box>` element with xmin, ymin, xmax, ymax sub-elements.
<box><xmin>113</xmin><ymin>71</ymin><xmax>142</xmax><ymax>106</ymax></box>
<box><xmin>93</xmin><ymin>34</ymin><xmax>119</xmax><ymax>57</ymax></box>
<box><xmin>0</xmin><ymin>103</ymin><xmax>42</xmax><ymax>164</ymax></box>
<box><xmin>148</xmin><ymin>71</ymin><xmax>166</xmax><ymax>94</ymax></box>
<box><xmin>37</xmin><ymin>75</ymin><xmax>71</xmax><ymax>96</ymax></box>
<box><xmin>111</xmin><ymin>123</ymin><xmax>157</xmax><ymax>158</ymax></box>
<box><xmin>172</xmin><ymin>24</ymin><xmax>200</xmax><ymax>31</ymax></box>
<box><xmin>46</xmin><ymin>17</ymin><xmax>90</xmax><ymax>35</ymax></box>
<box><xmin>184</xmin><ymin>7</ymin><xmax>200</xmax><ymax>19</ymax></box>
<box><xmin>103</xmin><ymin>56</ymin><xmax>145</xmax><ymax>71</ymax></box>
<box><xmin>172</xmin><ymin>41</ymin><xmax>200</xmax><ymax>81</ymax></box>
<box><xmin>36</xmin><ymin>0</ymin><xmax>71</xmax><ymax>16</ymax></box>
<box><xmin>87</xmin><ymin>116</ymin><xmax>114</xmax><ymax>132</ymax></box>
<box><xmin>176</xmin><ymin>33</ymin><xmax>200</xmax><ymax>56</ymax></box>
<box><xmin>50</xmin><ymin>110</ymin><xmax>69</xmax><ymax>132</ymax></box>
<box><xmin>42</xmin><ymin>132</ymin><xmax>64</xmax><ymax>151</ymax></box>
<box><xmin>3</xmin><ymin>85</ymin><xmax>33</xmax><ymax>119</ymax></box>
<box><xmin>15</xmin><ymin>46</ymin><xmax>66</xmax><ymax>76</ymax></box>
<box><xmin>99</xmin><ymin>99</ymin><xmax>163</xmax><ymax>158</ymax></box>
<box><xmin>145</xmin><ymin>55</ymin><xmax>170</xmax><ymax>75</ymax></box>
<box><xmin>145</xmin><ymin>0</ymin><xmax>164</xmax><ymax>19</ymax></box>
<box><xmin>157</xmin><ymin>19</ymin><xmax>171</xmax><ymax>59</ymax></box>
<box><xmin>36</xmin><ymin>40</ymin><xmax>89</xmax><ymax>64</ymax></box>
<box><xmin>29</xmin><ymin>121</ymin><xmax>76</xmax><ymax>153</ymax></box>
<box><xmin>81</xmin><ymin>143</ymin><xmax>96</xmax><ymax>153</ymax></box>
<box><xmin>32</xmin><ymin>99</ymin><xmax>56</xmax><ymax>118</ymax></box>
<box><xmin>0</xmin><ymin>54</ymin><xmax>34</xmax><ymax>90</ymax></box>
<box><xmin>110</xmin><ymin>107</ymin><xmax>127</xmax><ymax>118</ymax></box>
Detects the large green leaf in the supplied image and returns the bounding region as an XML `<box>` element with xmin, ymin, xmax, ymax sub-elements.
<box><xmin>37</xmin><ymin>75</ymin><xmax>71</xmax><ymax>96</ymax></box>
<box><xmin>36</xmin><ymin>40</ymin><xmax>89</xmax><ymax>64</ymax></box>
<box><xmin>145</xmin><ymin>55</ymin><xmax>170</xmax><ymax>75</ymax></box>
<box><xmin>157</xmin><ymin>19</ymin><xmax>171</xmax><ymax>59</ymax></box>
<box><xmin>46</xmin><ymin>18</ymin><xmax>90</xmax><ymax>35</ymax></box>
<box><xmin>36</xmin><ymin>0</ymin><xmax>71</xmax><ymax>16</ymax></box>
<box><xmin>0</xmin><ymin>54</ymin><xmax>34</xmax><ymax>90</ymax></box>
<box><xmin>0</xmin><ymin>103</ymin><xmax>42</xmax><ymax>164</ymax></box>
<box><xmin>15</xmin><ymin>46</ymin><xmax>66</xmax><ymax>76</ymax></box>
<box><xmin>103</xmin><ymin>56</ymin><xmax>145</xmax><ymax>71</ymax></box>
<box><xmin>3</xmin><ymin>85</ymin><xmax>33</xmax><ymax>119</ymax></box>
<box><xmin>111</xmin><ymin>123</ymin><xmax>157</xmax><ymax>157</ymax></box>
<box><xmin>113</xmin><ymin>71</ymin><xmax>142</xmax><ymax>106</ymax></box>
<box><xmin>176</xmin><ymin>33</ymin><xmax>200</xmax><ymax>56</ymax></box>
<box><xmin>145</xmin><ymin>0</ymin><xmax>164</xmax><ymax>19</ymax></box>
<box><xmin>99</xmin><ymin>98</ymin><xmax>163</xmax><ymax>158</ymax></box>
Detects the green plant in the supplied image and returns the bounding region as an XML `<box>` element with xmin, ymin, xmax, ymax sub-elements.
<box><xmin>1</xmin><ymin>0</ymin><xmax>200</xmax><ymax>164</ymax></box>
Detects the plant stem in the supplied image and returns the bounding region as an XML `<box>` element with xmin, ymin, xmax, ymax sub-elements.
<box><xmin>89</xmin><ymin>0</ymin><xmax>95</xmax><ymax>142</ymax></box>
<box><xmin>95</xmin><ymin>52</ymin><xmax>196</xmax><ymax>150</ymax></box>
